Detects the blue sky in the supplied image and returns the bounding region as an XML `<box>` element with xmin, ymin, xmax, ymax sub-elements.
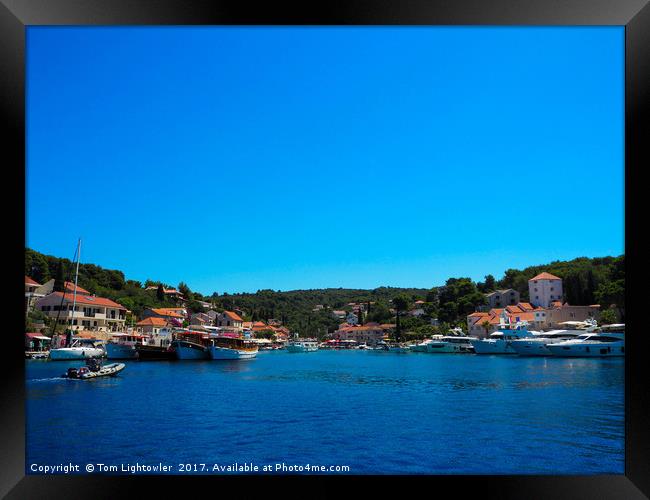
<box><xmin>26</xmin><ymin>27</ymin><xmax>624</xmax><ymax>295</ymax></box>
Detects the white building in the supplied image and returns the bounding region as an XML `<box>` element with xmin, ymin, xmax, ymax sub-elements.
<box><xmin>36</xmin><ymin>291</ymin><xmax>127</xmax><ymax>332</ymax></box>
<box><xmin>528</xmin><ymin>272</ymin><xmax>563</xmax><ymax>308</ymax></box>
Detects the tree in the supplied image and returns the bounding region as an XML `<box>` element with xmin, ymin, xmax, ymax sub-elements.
<box><xmin>599</xmin><ymin>308</ymin><xmax>618</xmax><ymax>326</ymax></box>
<box><xmin>53</xmin><ymin>262</ymin><xmax>65</xmax><ymax>292</ymax></box>
<box><xmin>392</xmin><ymin>294</ymin><xmax>411</xmax><ymax>342</ymax></box>
<box><xmin>178</xmin><ymin>282</ymin><xmax>192</xmax><ymax>300</ymax></box>
<box><xmin>157</xmin><ymin>284</ymin><xmax>165</xmax><ymax>302</ymax></box>
<box><xmin>480</xmin><ymin>319</ymin><xmax>491</xmax><ymax>338</ymax></box>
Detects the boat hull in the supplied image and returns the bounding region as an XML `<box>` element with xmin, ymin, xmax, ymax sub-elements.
<box><xmin>49</xmin><ymin>347</ymin><xmax>105</xmax><ymax>360</ymax></box>
<box><xmin>63</xmin><ymin>363</ymin><xmax>125</xmax><ymax>379</ymax></box>
<box><xmin>510</xmin><ymin>340</ymin><xmax>553</xmax><ymax>356</ymax></box>
<box><xmin>285</xmin><ymin>344</ymin><xmax>319</xmax><ymax>353</ymax></box>
<box><xmin>424</xmin><ymin>343</ymin><xmax>469</xmax><ymax>353</ymax></box>
<box><xmin>547</xmin><ymin>342</ymin><xmax>625</xmax><ymax>357</ymax></box>
<box><xmin>105</xmin><ymin>343</ymin><xmax>139</xmax><ymax>360</ymax></box>
<box><xmin>135</xmin><ymin>345</ymin><xmax>176</xmax><ymax>361</ymax></box>
<box><xmin>207</xmin><ymin>345</ymin><xmax>258</xmax><ymax>360</ymax></box>
<box><xmin>172</xmin><ymin>341</ymin><xmax>209</xmax><ymax>360</ymax></box>
<box><xmin>470</xmin><ymin>340</ymin><xmax>516</xmax><ymax>354</ymax></box>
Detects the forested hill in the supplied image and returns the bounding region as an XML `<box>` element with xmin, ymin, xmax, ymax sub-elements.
<box><xmin>25</xmin><ymin>247</ymin><xmax>624</xmax><ymax>334</ymax></box>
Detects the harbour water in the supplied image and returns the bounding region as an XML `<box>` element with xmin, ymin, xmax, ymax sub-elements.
<box><xmin>26</xmin><ymin>351</ymin><xmax>624</xmax><ymax>475</ymax></box>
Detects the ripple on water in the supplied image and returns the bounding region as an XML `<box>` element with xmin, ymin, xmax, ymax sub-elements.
<box><xmin>25</xmin><ymin>354</ymin><xmax>624</xmax><ymax>474</ymax></box>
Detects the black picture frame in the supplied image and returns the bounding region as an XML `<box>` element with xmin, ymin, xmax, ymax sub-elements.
<box><xmin>3</xmin><ymin>1</ymin><xmax>647</xmax><ymax>498</ymax></box>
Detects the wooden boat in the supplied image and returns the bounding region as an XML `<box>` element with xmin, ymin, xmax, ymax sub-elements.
<box><xmin>135</xmin><ymin>344</ymin><xmax>177</xmax><ymax>361</ymax></box>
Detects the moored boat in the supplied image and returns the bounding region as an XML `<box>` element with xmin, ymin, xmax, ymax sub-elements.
<box><xmin>171</xmin><ymin>331</ymin><xmax>210</xmax><ymax>360</ymax></box>
<box><xmin>423</xmin><ymin>335</ymin><xmax>477</xmax><ymax>353</ymax></box>
<box><xmin>510</xmin><ymin>319</ymin><xmax>598</xmax><ymax>357</ymax></box>
<box><xmin>207</xmin><ymin>335</ymin><xmax>258</xmax><ymax>360</ymax></box>
<box><xmin>49</xmin><ymin>338</ymin><xmax>106</xmax><ymax>360</ymax></box>
<box><xmin>106</xmin><ymin>332</ymin><xmax>149</xmax><ymax>360</ymax></box>
<box><xmin>470</xmin><ymin>321</ymin><xmax>536</xmax><ymax>354</ymax></box>
<box><xmin>546</xmin><ymin>324</ymin><xmax>625</xmax><ymax>357</ymax></box>
<box><xmin>286</xmin><ymin>338</ymin><xmax>319</xmax><ymax>353</ymax></box>
<box><xmin>135</xmin><ymin>344</ymin><xmax>177</xmax><ymax>361</ymax></box>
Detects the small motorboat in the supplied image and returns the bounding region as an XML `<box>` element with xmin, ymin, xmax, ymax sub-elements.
<box><xmin>62</xmin><ymin>358</ymin><xmax>125</xmax><ymax>379</ymax></box>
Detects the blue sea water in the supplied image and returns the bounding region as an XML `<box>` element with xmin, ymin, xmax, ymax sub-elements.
<box><xmin>25</xmin><ymin>351</ymin><xmax>624</xmax><ymax>475</ymax></box>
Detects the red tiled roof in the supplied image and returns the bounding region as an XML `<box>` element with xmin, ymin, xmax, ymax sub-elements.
<box><xmin>136</xmin><ymin>317</ymin><xmax>170</xmax><ymax>327</ymax></box>
<box><xmin>25</xmin><ymin>276</ymin><xmax>41</xmax><ymax>286</ymax></box>
<box><xmin>150</xmin><ymin>308</ymin><xmax>184</xmax><ymax>318</ymax></box>
<box><xmin>223</xmin><ymin>311</ymin><xmax>243</xmax><ymax>322</ymax></box>
<box><xmin>64</xmin><ymin>281</ymin><xmax>90</xmax><ymax>294</ymax></box>
<box><xmin>529</xmin><ymin>272</ymin><xmax>561</xmax><ymax>281</ymax></box>
<box><xmin>505</xmin><ymin>305</ymin><xmax>524</xmax><ymax>314</ymax></box>
<box><xmin>518</xmin><ymin>302</ymin><xmax>534</xmax><ymax>311</ymax></box>
<box><xmin>50</xmin><ymin>291</ymin><xmax>125</xmax><ymax>309</ymax></box>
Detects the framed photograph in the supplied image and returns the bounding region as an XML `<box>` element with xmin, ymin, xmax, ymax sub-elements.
<box><xmin>4</xmin><ymin>0</ymin><xmax>648</xmax><ymax>497</ymax></box>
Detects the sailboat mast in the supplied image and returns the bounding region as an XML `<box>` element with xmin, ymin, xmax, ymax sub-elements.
<box><xmin>71</xmin><ymin>238</ymin><xmax>81</xmax><ymax>328</ymax></box>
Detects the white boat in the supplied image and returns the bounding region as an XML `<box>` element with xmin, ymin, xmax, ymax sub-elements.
<box><xmin>423</xmin><ymin>335</ymin><xmax>477</xmax><ymax>353</ymax></box>
<box><xmin>207</xmin><ymin>335</ymin><xmax>258</xmax><ymax>360</ymax></box>
<box><xmin>105</xmin><ymin>332</ymin><xmax>149</xmax><ymax>360</ymax></box>
<box><xmin>510</xmin><ymin>321</ymin><xmax>598</xmax><ymax>356</ymax></box>
<box><xmin>62</xmin><ymin>359</ymin><xmax>125</xmax><ymax>379</ymax></box>
<box><xmin>49</xmin><ymin>338</ymin><xmax>106</xmax><ymax>360</ymax></box>
<box><xmin>546</xmin><ymin>325</ymin><xmax>625</xmax><ymax>357</ymax></box>
<box><xmin>286</xmin><ymin>338</ymin><xmax>319</xmax><ymax>353</ymax></box>
<box><xmin>470</xmin><ymin>322</ymin><xmax>536</xmax><ymax>354</ymax></box>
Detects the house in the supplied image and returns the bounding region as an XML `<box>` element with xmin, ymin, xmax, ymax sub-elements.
<box><xmin>467</xmin><ymin>299</ymin><xmax>600</xmax><ymax>337</ymax></box>
<box><xmin>142</xmin><ymin>308</ymin><xmax>186</xmax><ymax>326</ymax></box>
<box><xmin>190</xmin><ymin>312</ymin><xmax>211</xmax><ymax>326</ymax></box>
<box><xmin>145</xmin><ymin>286</ymin><xmax>186</xmax><ymax>302</ymax></box>
<box><xmin>485</xmin><ymin>289</ymin><xmax>520</xmax><ymax>308</ymax></box>
<box><xmin>25</xmin><ymin>276</ymin><xmax>46</xmax><ymax>315</ymax></box>
<box><xmin>542</xmin><ymin>302</ymin><xmax>600</xmax><ymax>328</ymax></box>
<box><xmin>136</xmin><ymin>317</ymin><xmax>172</xmax><ymax>335</ymax></box>
<box><xmin>312</xmin><ymin>304</ymin><xmax>324</xmax><ymax>311</ymax></box>
<box><xmin>332</xmin><ymin>310</ymin><xmax>347</xmax><ymax>320</ymax></box>
<box><xmin>216</xmin><ymin>310</ymin><xmax>244</xmax><ymax>331</ymax></box>
<box><xmin>346</xmin><ymin>312</ymin><xmax>359</xmax><ymax>325</ymax></box>
<box><xmin>409</xmin><ymin>306</ymin><xmax>426</xmax><ymax>317</ymax></box>
<box><xmin>332</xmin><ymin>324</ymin><xmax>385</xmax><ymax>346</ymax></box>
<box><xmin>36</xmin><ymin>291</ymin><xmax>127</xmax><ymax>332</ymax></box>
<box><xmin>466</xmin><ymin>303</ymin><xmax>537</xmax><ymax>338</ymax></box>
<box><xmin>528</xmin><ymin>272</ymin><xmax>563</xmax><ymax>308</ymax></box>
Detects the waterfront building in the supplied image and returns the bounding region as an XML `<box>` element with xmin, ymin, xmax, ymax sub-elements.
<box><xmin>135</xmin><ymin>317</ymin><xmax>172</xmax><ymax>335</ymax></box>
<box><xmin>528</xmin><ymin>272</ymin><xmax>563</xmax><ymax>308</ymax></box>
<box><xmin>36</xmin><ymin>291</ymin><xmax>127</xmax><ymax>332</ymax></box>
<box><xmin>144</xmin><ymin>286</ymin><xmax>186</xmax><ymax>302</ymax></box>
<box><xmin>216</xmin><ymin>310</ymin><xmax>244</xmax><ymax>331</ymax></box>
<box><xmin>142</xmin><ymin>308</ymin><xmax>186</xmax><ymax>325</ymax></box>
<box><xmin>333</xmin><ymin>324</ymin><xmax>385</xmax><ymax>346</ymax></box>
<box><xmin>485</xmin><ymin>289</ymin><xmax>520</xmax><ymax>308</ymax></box>
<box><xmin>25</xmin><ymin>276</ymin><xmax>46</xmax><ymax>315</ymax></box>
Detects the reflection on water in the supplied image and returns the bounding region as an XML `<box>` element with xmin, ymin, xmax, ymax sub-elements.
<box><xmin>25</xmin><ymin>352</ymin><xmax>624</xmax><ymax>474</ymax></box>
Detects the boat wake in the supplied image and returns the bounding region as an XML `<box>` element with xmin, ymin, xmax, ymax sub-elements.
<box><xmin>28</xmin><ymin>377</ymin><xmax>77</xmax><ymax>382</ymax></box>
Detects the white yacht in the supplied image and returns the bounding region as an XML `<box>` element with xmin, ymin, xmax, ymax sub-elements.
<box><xmin>546</xmin><ymin>324</ymin><xmax>625</xmax><ymax>357</ymax></box>
<box><xmin>423</xmin><ymin>335</ymin><xmax>477</xmax><ymax>353</ymax></box>
<box><xmin>510</xmin><ymin>320</ymin><xmax>598</xmax><ymax>357</ymax></box>
<box><xmin>49</xmin><ymin>337</ymin><xmax>106</xmax><ymax>360</ymax></box>
<box><xmin>286</xmin><ymin>338</ymin><xmax>319</xmax><ymax>353</ymax></box>
<box><xmin>470</xmin><ymin>321</ymin><xmax>536</xmax><ymax>354</ymax></box>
